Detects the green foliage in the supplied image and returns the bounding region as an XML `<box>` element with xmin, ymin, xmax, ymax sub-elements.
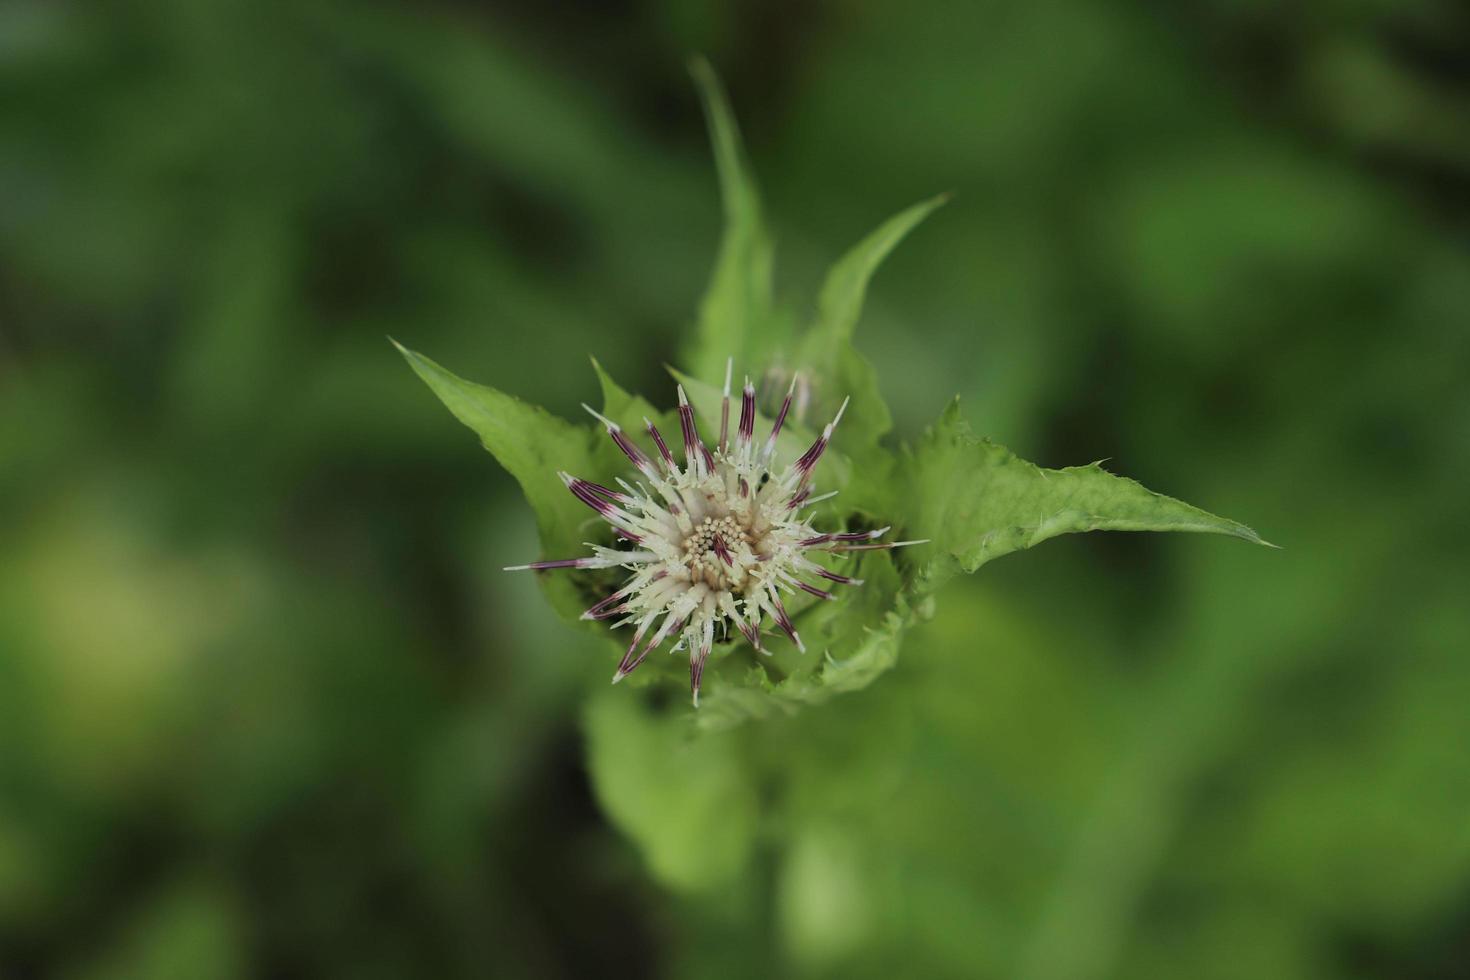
<box><xmin>910</xmin><ymin>398</ymin><xmax>1270</xmax><ymax>595</ymax></box>
<box><xmin>10</xmin><ymin>3</ymin><xmax>1463</xmax><ymax>975</ymax></box>
<box><xmin>692</xmin><ymin>553</ymin><xmax>912</xmax><ymax>731</ymax></box>
<box><xmin>394</xmin><ymin>340</ymin><xmax>603</xmax><ymax>621</ymax></box>
<box><xmin>583</xmin><ymin>689</ymin><xmax>758</xmax><ymax>891</ymax></box>
<box><xmin>798</xmin><ymin>193</ymin><xmax>950</xmax><ymax>467</ymax></box>
<box><xmin>682</xmin><ymin>82</ymin><xmax>947</xmax><ymax>476</ymax></box>
<box><xmin>394</xmin><ymin>341</ymin><xmax>597</xmax><ymax>547</ymax></box>
<box><xmin>812</xmin><ymin>195</ymin><xmax>951</xmax><ymax>350</ymax></box>
<box><xmin>398</xmin><ymin>68</ymin><xmax>1266</xmax><ymax>725</ymax></box>
<box><xmin>396</xmin><ymin>66</ymin><xmax>1270</xmax><ymax>897</ymax></box>
<box><xmin>688</xmin><ymin>57</ymin><xmax>777</xmax><ymax>382</ymax></box>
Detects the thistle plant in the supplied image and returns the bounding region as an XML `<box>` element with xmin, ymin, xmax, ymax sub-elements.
<box><xmin>503</xmin><ymin>368</ymin><xmax>924</xmax><ymax>705</ymax></box>
<box><xmin>395</xmin><ymin>62</ymin><xmax>1269</xmax><ymax>727</ymax></box>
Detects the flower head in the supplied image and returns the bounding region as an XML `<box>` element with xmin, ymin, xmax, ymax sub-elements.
<box><xmin>506</xmin><ymin>360</ymin><xmax>924</xmax><ymax>705</ymax></box>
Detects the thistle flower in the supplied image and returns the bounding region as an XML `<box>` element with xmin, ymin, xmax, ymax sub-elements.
<box><xmin>395</xmin><ymin>62</ymin><xmax>1267</xmax><ymax>734</ymax></box>
<box><xmin>506</xmin><ymin>360</ymin><xmax>923</xmax><ymax>705</ymax></box>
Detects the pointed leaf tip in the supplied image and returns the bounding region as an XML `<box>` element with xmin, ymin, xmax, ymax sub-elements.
<box><xmin>685</xmin><ymin>59</ymin><xmax>776</xmax><ymax>382</ymax></box>
<box><xmin>394</xmin><ymin>342</ymin><xmax>597</xmax><ymax>564</ymax></box>
<box><xmin>910</xmin><ymin>401</ymin><xmax>1274</xmax><ymax>594</ymax></box>
<box><xmin>812</xmin><ymin>192</ymin><xmax>950</xmax><ymax>347</ymax></box>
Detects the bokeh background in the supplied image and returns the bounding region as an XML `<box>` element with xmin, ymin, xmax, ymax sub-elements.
<box><xmin>3</xmin><ymin>0</ymin><xmax>1469</xmax><ymax>977</ymax></box>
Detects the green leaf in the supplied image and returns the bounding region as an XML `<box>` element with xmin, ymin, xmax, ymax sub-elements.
<box><xmin>583</xmin><ymin>688</ymin><xmax>758</xmax><ymax>891</ymax></box>
<box><xmin>812</xmin><ymin>194</ymin><xmax>949</xmax><ymax>348</ymax></box>
<box><xmin>394</xmin><ymin>340</ymin><xmax>608</xmax><ymax>621</ymax></box>
<box><xmin>695</xmin><ymin>609</ymin><xmax>913</xmax><ymax>733</ymax></box>
<box><xmin>394</xmin><ymin>341</ymin><xmax>594</xmax><ymax>539</ymax></box>
<box><xmin>795</xmin><ymin>195</ymin><xmax>947</xmax><ymax>468</ymax></box>
<box><xmin>590</xmin><ymin>355</ymin><xmax>658</xmax><ymax>431</ymax></box>
<box><xmin>686</xmin><ymin>58</ymin><xmax>781</xmax><ymax>381</ymax></box>
<box><xmin>910</xmin><ymin>399</ymin><xmax>1273</xmax><ymax>595</ymax></box>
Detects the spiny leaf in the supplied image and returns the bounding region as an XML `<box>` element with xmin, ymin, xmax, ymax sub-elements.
<box><xmin>910</xmin><ymin>399</ymin><xmax>1273</xmax><ymax>595</ymax></box>
<box><xmin>686</xmin><ymin>57</ymin><xmax>779</xmax><ymax>381</ymax></box>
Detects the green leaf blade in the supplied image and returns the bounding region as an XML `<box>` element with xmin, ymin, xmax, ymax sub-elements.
<box><xmin>813</xmin><ymin>193</ymin><xmax>949</xmax><ymax>347</ymax></box>
<box><xmin>686</xmin><ymin>58</ymin><xmax>779</xmax><ymax>381</ymax></box>
<box><xmin>795</xmin><ymin>195</ymin><xmax>947</xmax><ymax>464</ymax></box>
<box><xmin>911</xmin><ymin>399</ymin><xmax>1271</xmax><ymax>594</ymax></box>
<box><xmin>395</xmin><ymin>341</ymin><xmax>633</xmax><ymax>626</ymax></box>
<box><xmin>393</xmin><ymin>339</ymin><xmax>597</xmax><ymax>550</ymax></box>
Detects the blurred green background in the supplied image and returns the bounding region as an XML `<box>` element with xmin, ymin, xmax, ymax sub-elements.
<box><xmin>3</xmin><ymin>0</ymin><xmax>1469</xmax><ymax>977</ymax></box>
